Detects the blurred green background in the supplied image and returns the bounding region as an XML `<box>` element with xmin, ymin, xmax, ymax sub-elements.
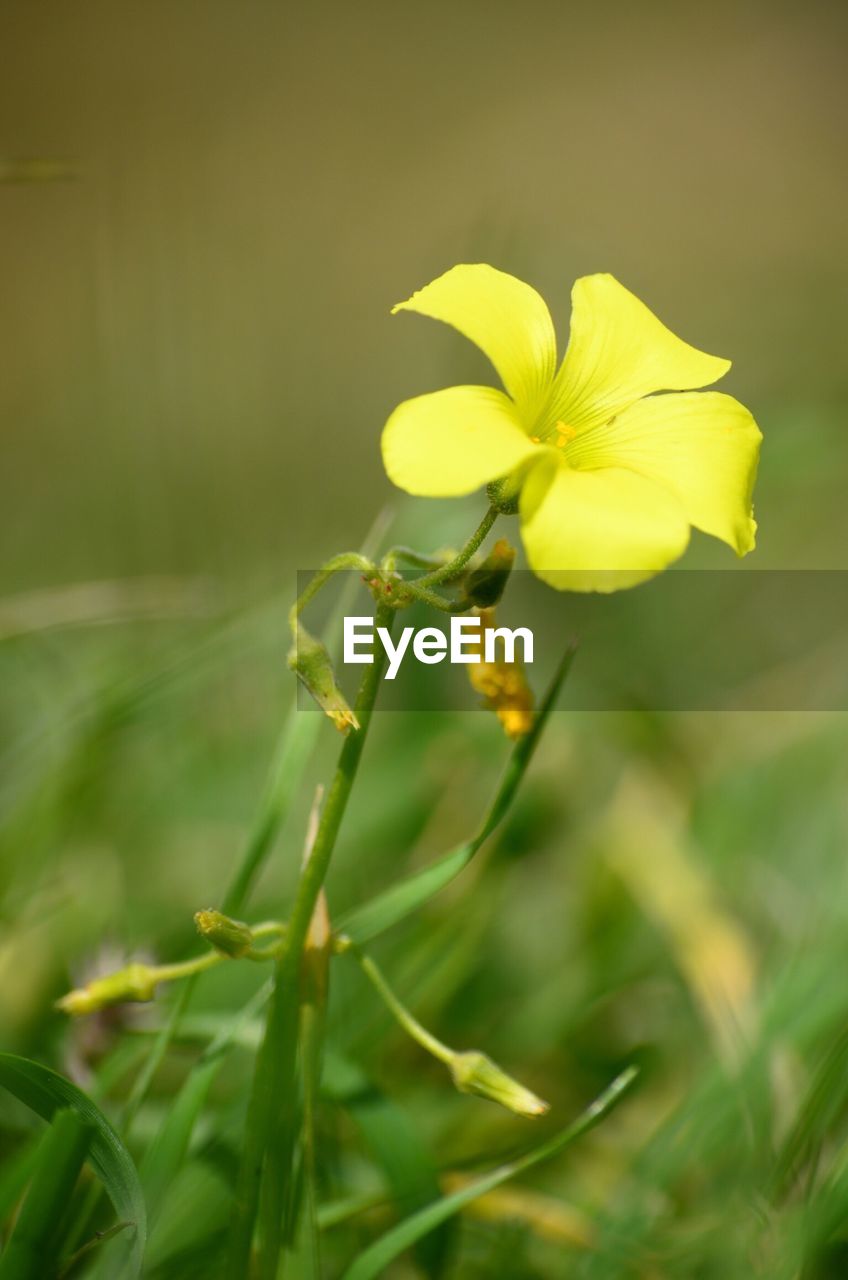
<box><xmin>3</xmin><ymin>3</ymin><xmax>848</xmax><ymax>1276</ymax></box>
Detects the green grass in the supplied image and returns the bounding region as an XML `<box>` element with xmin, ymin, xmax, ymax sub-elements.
<box><xmin>2</xmin><ymin>540</ymin><xmax>848</xmax><ymax>1277</ymax></box>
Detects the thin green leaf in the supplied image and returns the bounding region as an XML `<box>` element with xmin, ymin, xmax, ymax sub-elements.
<box><xmin>0</xmin><ymin>1108</ymin><xmax>91</xmax><ymax>1280</ymax></box>
<box><xmin>317</xmin><ymin>1192</ymin><xmax>382</xmax><ymax>1231</ymax></box>
<box><xmin>341</xmin><ymin>1066</ymin><xmax>638</xmax><ymax>1280</ymax></box>
<box><xmin>141</xmin><ymin>983</ymin><xmax>271</xmax><ymax>1224</ymax></box>
<box><xmin>773</xmin><ymin>1024</ymin><xmax>848</xmax><ymax>1198</ymax></box>
<box><xmin>58</xmin><ymin>1221</ymin><xmax>132</xmax><ymax>1279</ymax></box>
<box><xmin>323</xmin><ymin>1052</ymin><xmax>451</xmax><ymax>1277</ymax></box>
<box><xmin>339</xmin><ymin>644</ymin><xmax>576</xmax><ymax>945</ymax></box>
<box><xmin>0</xmin><ymin>1139</ymin><xmax>39</xmax><ymax>1228</ymax></box>
<box><xmin>0</xmin><ymin>1055</ymin><xmax>146</xmax><ymax>1277</ymax></box>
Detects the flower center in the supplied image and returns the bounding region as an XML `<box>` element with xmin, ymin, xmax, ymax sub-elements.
<box><xmin>554</xmin><ymin>421</ymin><xmax>578</xmax><ymax>448</ymax></box>
<box><xmin>530</xmin><ymin>420</ymin><xmax>578</xmax><ymax>448</ymax></box>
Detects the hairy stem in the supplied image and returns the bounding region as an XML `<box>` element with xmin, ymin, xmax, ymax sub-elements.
<box><xmin>288</xmin><ymin>552</ymin><xmax>375</xmax><ymax>633</ymax></box>
<box><xmin>415</xmin><ymin>506</ymin><xmax>498</xmax><ymax>587</ymax></box>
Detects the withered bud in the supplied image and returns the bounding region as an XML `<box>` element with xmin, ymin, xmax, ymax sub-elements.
<box><xmin>56</xmin><ymin>963</ymin><xmax>157</xmax><ymax>1016</ymax></box>
<box><xmin>288</xmin><ymin>622</ymin><xmax>359</xmax><ymax>733</ymax></box>
<box><xmin>462</xmin><ymin>539</ymin><xmax>516</xmax><ymax>609</ymax></box>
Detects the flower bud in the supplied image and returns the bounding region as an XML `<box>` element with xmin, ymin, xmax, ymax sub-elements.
<box><xmin>56</xmin><ymin>963</ymin><xmax>157</xmax><ymax>1016</ymax></box>
<box><xmin>449</xmin><ymin>1050</ymin><xmax>549</xmax><ymax>1118</ymax></box>
<box><xmin>288</xmin><ymin>623</ymin><xmax>359</xmax><ymax>733</ymax></box>
<box><xmin>466</xmin><ymin>607</ymin><xmax>535</xmax><ymax>739</ymax></box>
<box><xmin>194</xmin><ymin>908</ymin><xmax>254</xmax><ymax>958</ymax></box>
<box><xmin>462</xmin><ymin>539</ymin><xmax>516</xmax><ymax>609</ymax></box>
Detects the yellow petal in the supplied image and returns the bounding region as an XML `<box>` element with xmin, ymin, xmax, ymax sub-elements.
<box><xmin>564</xmin><ymin>391</ymin><xmax>761</xmax><ymax>555</ymax></box>
<box><xmin>546</xmin><ymin>274</ymin><xmax>731</xmax><ymax>433</ymax></box>
<box><xmin>519</xmin><ymin>454</ymin><xmax>690</xmax><ymax>592</ymax></box>
<box><xmin>393</xmin><ymin>264</ymin><xmax>557</xmax><ymax>422</ymax></box>
<box><xmin>382</xmin><ymin>385</ymin><xmax>539</xmax><ymax>497</ymax></box>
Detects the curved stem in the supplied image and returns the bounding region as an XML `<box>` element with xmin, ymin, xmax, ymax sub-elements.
<box><xmin>288</xmin><ymin>552</ymin><xmax>376</xmax><ymax>632</ymax></box>
<box><xmin>415</xmin><ymin>506</ymin><xmax>498</xmax><ymax>587</ymax></box>
<box><xmin>396</xmin><ymin>581</ymin><xmax>467</xmax><ymax>614</ymax></box>
<box><xmin>381</xmin><ymin>546</ymin><xmax>445</xmax><ymax>572</ymax></box>
<box><xmin>152</xmin><ymin>952</ymin><xmax>222</xmax><ymax>984</ymax></box>
<box><xmin>352</xmin><ymin>946</ymin><xmax>453</xmax><ymax>1065</ymax></box>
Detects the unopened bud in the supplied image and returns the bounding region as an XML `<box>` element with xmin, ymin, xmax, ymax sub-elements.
<box><xmin>56</xmin><ymin>963</ymin><xmax>157</xmax><ymax>1016</ymax></box>
<box><xmin>462</xmin><ymin>539</ymin><xmax>516</xmax><ymax>609</ymax></box>
<box><xmin>449</xmin><ymin>1050</ymin><xmax>549</xmax><ymax>1118</ymax></box>
<box><xmin>467</xmin><ymin>608</ymin><xmax>535</xmax><ymax>739</ymax></box>
<box><xmin>194</xmin><ymin>908</ymin><xmax>254</xmax><ymax>958</ymax></box>
<box><xmin>288</xmin><ymin>623</ymin><xmax>359</xmax><ymax>733</ymax></box>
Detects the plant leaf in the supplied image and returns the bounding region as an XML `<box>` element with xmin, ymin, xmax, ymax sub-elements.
<box><xmin>339</xmin><ymin>644</ymin><xmax>576</xmax><ymax>945</ymax></box>
<box><xmin>0</xmin><ymin>1108</ymin><xmax>92</xmax><ymax>1280</ymax></box>
<box><xmin>340</xmin><ymin>1066</ymin><xmax>637</xmax><ymax>1280</ymax></box>
<box><xmin>0</xmin><ymin>1054</ymin><xmax>146</xmax><ymax>1278</ymax></box>
<box><xmin>323</xmin><ymin>1052</ymin><xmax>451</xmax><ymax>1276</ymax></box>
<box><xmin>141</xmin><ymin>983</ymin><xmax>272</xmax><ymax>1225</ymax></box>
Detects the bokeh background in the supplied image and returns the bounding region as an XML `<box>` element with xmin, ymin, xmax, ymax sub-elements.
<box><xmin>3</xmin><ymin>0</ymin><xmax>848</xmax><ymax>585</ymax></box>
<box><xmin>3</xmin><ymin>3</ymin><xmax>848</xmax><ymax>1277</ymax></box>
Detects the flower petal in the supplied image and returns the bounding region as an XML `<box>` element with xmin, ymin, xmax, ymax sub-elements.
<box><xmin>519</xmin><ymin>454</ymin><xmax>690</xmax><ymax>592</ymax></box>
<box><xmin>546</xmin><ymin>274</ymin><xmax>731</xmax><ymax>433</ymax></box>
<box><xmin>564</xmin><ymin>392</ymin><xmax>761</xmax><ymax>555</ymax></box>
<box><xmin>382</xmin><ymin>385</ymin><xmax>539</xmax><ymax>497</ymax></box>
<box><xmin>392</xmin><ymin>264</ymin><xmax>557</xmax><ymax>422</ymax></box>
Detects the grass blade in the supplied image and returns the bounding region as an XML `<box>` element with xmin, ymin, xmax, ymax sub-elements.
<box><xmin>141</xmin><ymin>983</ymin><xmax>272</xmax><ymax>1225</ymax></box>
<box><xmin>340</xmin><ymin>1065</ymin><xmax>638</xmax><ymax>1280</ymax></box>
<box><xmin>58</xmin><ymin>1221</ymin><xmax>133</xmax><ymax>1279</ymax></box>
<box><xmin>0</xmin><ymin>1108</ymin><xmax>91</xmax><ymax>1280</ymax></box>
<box><xmin>323</xmin><ymin>1052</ymin><xmax>450</xmax><ymax>1276</ymax></box>
<box><xmin>339</xmin><ymin>644</ymin><xmax>576</xmax><ymax>946</ymax></box>
<box><xmin>0</xmin><ymin>1140</ymin><xmax>40</xmax><ymax>1228</ymax></box>
<box><xmin>0</xmin><ymin>1054</ymin><xmax>146</xmax><ymax>1277</ymax></box>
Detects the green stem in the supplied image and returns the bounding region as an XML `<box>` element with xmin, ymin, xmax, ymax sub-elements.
<box><xmin>297</xmin><ymin>926</ymin><xmax>330</xmax><ymax>1275</ymax></box>
<box><xmin>415</xmin><ymin>506</ymin><xmax>498</xmax><ymax>587</ymax></box>
<box><xmin>122</xmin><ymin>515</ymin><xmax>389</xmax><ymax>1131</ymax></box>
<box><xmin>353</xmin><ymin>947</ymin><xmax>453</xmax><ymax>1065</ymax></box>
<box><xmin>227</xmin><ymin>603</ymin><xmax>396</xmax><ymax>1280</ymax></box>
<box><xmin>395</xmin><ymin>581</ymin><xmax>468</xmax><ymax>614</ymax></box>
<box><xmin>381</xmin><ymin>546</ymin><xmax>445</xmax><ymax>572</ymax></box>
<box><xmin>288</xmin><ymin>552</ymin><xmax>375</xmax><ymax>633</ymax></box>
<box><xmin>151</xmin><ymin>952</ymin><xmax>221</xmax><ymax>985</ymax></box>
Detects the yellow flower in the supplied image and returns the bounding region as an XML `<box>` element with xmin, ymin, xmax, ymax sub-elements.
<box><xmin>382</xmin><ymin>266</ymin><xmax>762</xmax><ymax>591</ymax></box>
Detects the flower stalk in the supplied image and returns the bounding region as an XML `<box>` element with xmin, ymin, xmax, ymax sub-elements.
<box><xmin>345</xmin><ymin>941</ymin><xmax>548</xmax><ymax>1118</ymax></box>
<box><xmin>415</xmin><ymin>505</ymin><xmax>499</xmax><ymax>586</ymax></box>
<box><xmin>227</xmin><ymin>602</ymin><xmax>397</xmax><ymax>1280</ymax></box>
<box><xmin>57</xmin><ymin>918</ymin><xmax>287</xmax><ymax>1015</ymax></box>
<box><xmin>56</xmin><ymin>954</ymin><xmax>220</xmax><ymax>1016</ymax></box>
